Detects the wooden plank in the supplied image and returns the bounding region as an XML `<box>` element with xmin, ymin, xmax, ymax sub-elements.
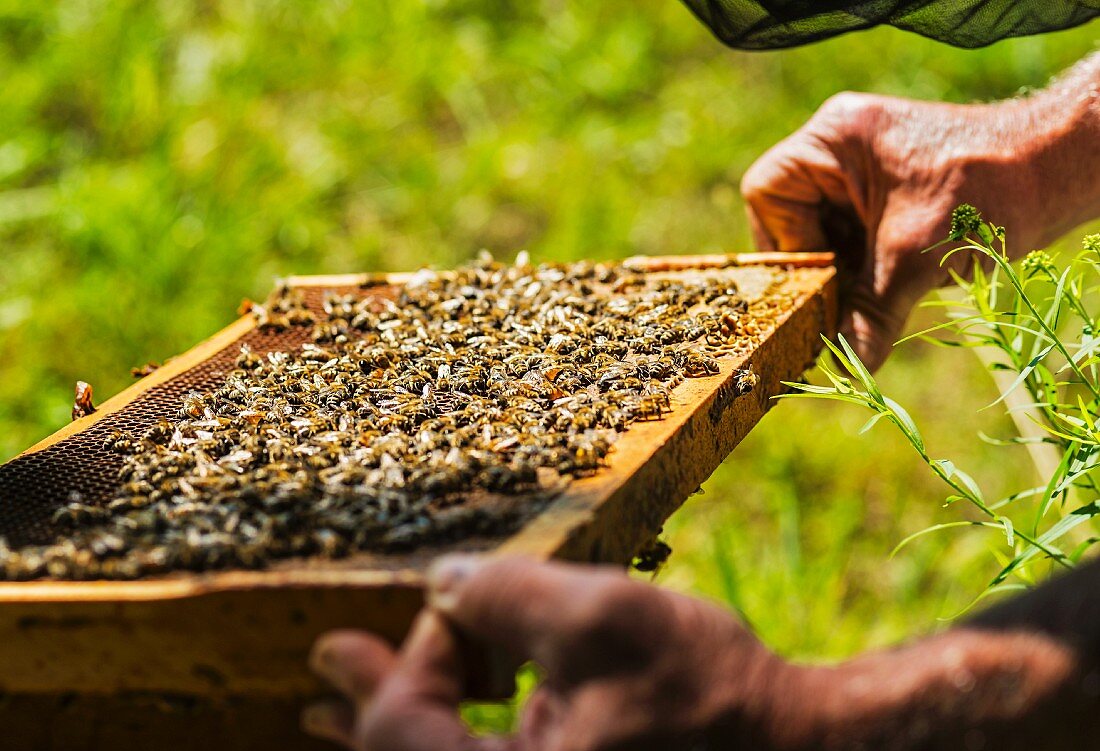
<box><xmin>1</xmin><ymin>694</ymin><xmax>334</xmax><ymax>751</ymax></box>
<box><xmin>623</xmin><ymin>251</ymin><xmax>835</xmax><ymax>271</ymax></box>
<box><xmin>0</xmin><ymin>585</ymin><xmax>424</xmax><ymax>696</ymax></box>
<box><xmin>0</xmin><ymin>257</ymin><xmax>836</xmax><ymax>707</ymax></box>
<box><xmin>284</xmin><ymin>271</ymin><xmax>416</xmax><ymax>288</ymax></box>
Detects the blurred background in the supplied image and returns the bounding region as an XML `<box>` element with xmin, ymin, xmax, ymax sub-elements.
<box><xmin>1</xmin><ymin>1</ymin><xmax>1098</xmax><ymax>669</ymax></box>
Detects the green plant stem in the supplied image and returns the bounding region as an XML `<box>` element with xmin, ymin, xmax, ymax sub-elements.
<box><xmin>914</xmin><ymin>426</ymin><xmax>1073</xmax><ymax>569</ymax></box>
<box><xmin>980</xmin><ymin>246</ymin><xmax>1100</xmax><ymax>401</ymax></box>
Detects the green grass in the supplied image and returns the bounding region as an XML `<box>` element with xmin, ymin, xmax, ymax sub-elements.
<box><xmin>2</xmin><ymin>1</ymin><xmax>1098</xmax><ymax>674</ymax></box>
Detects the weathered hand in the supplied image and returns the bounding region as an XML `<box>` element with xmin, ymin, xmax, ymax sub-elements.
<box><xmin>742</xmin><ymin>64</ymin><xmax>1099</xmax><ymax>370</ymax></box>
<box><xmin>303</xmin><ymin>555</ymin><xmax>1097</xmax><ymax>750</ymax></box>
<box><xmin>302</xmin><ymin>556</ymin><xmax>811</xmax><ymax>750</ymax></box>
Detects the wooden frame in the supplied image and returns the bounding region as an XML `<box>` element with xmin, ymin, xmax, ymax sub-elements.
<box><xmin>0</xmin><ymin>254</ymin><xmax>835</xmax><ymax>750</ymax></box>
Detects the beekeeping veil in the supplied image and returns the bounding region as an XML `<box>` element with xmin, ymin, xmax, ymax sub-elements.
<box><xmin>680</xmin><ymin>0</ymin><xmax>1099</xmax><ymax>49</ymax></box>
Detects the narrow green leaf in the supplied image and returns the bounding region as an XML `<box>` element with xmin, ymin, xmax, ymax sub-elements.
<box><xmin>995</xmin><ymin>503</ymin><xmax>1099</xmax><ymax>584</ymax></box>
<box><xmin>939</xmin><ymin>583</ymin><xmax>1029</xmax><ymax>620</ymax></box>
<box><xmin>988</xmin><ymin>486</ymin><xmax>1047</xmax><ymax>511</ymax></box>
<box><xmin>858</xmin><ymin>412</ymin><xmax>889</xmax><ymax>435</ymax></box>
<box><xmin>951</xmin><ymin>466</ymin><xmax>986</xmax><ymax>503</ymax></box>
<box><xmin>1036</xmin><ymin>449</ymin><xmax>1076</xmax><ymax>522</ymax></box>
<box><xmin>890</xmin><ymin>521</ymin><xmax>996</xmax><ymax>557</ymax></box>
<box><xmin>982</xmin><ymin>343</ymin><xmax>1056</xmax><ymax>410</ymax></box>
<box><xmin>883</xmin><ymin>397</ymin><xmax>924</xmax><ymax>452</ymax></box>
<box><xmin>834</xmin><ymin>334</ymin><xmax>882</xmax><ymax>403</ymax></box>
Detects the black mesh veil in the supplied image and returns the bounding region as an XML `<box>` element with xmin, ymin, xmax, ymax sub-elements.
<box><xmin>680</xmin><ymin>1</ymin><xmax>1100</xmax><ymax>49</ymax></box>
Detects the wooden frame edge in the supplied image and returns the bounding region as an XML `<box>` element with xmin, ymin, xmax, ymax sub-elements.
<box><xmin>5</xmin><ymin>256</ymin><xmax>836</xmax><ymax>604</ymax></box>
<box><xmin>622</xmin><ymin>251</ymin><xmax>835</xmax><ymax>271</ymax></box>
<box><xmin>0</xmin><ymin>568</ymin><xmax>423</xmax><ymax>603</ymax></box>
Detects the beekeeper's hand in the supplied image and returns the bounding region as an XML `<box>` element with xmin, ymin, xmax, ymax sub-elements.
<box><xmin>302</xmin><ymin>556</ymin><xmax>1090</xmax><ymax>750</ymax></box>
<box><xmin>304</xmin><ymin>556</ymin><xmax>801</xmax><ymax>749</ymax></box>
<box><xmin>742</xmin><ymin>55</ymin><xmax>1099</xmax><ymax>371</ymax></box>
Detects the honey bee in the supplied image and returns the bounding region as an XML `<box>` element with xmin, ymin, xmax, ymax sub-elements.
<box><xmin>130</xmin><ymin>362</ymin><xmax>160</xmax><ymax>379</ymax></box>
<box><xmin>683</xmin><ymin>353</ymin><xmax>721</xmax><ymax>378</ymax></box>
<box><xmin>734</xmin><ymin>368</ymin><xmax>758</xmax><ymax>395</ymax></box>
<box><xmin>181</xmin><ymin>392</ymin><xmax>214</xmax><ymax>420</ymax></box>
<box><xmin>71</xmin><ymin>381</ymin><xmax>97</xmax><ymax>421</ymax></box>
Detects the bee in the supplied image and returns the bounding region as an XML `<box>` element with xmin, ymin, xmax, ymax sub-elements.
<box><xmin>71</xmin><ymin>381</ymin><xmax>97</xmax><ymax>421</ymax></box>
<box><xmin>142</xmin><ymin>419</ymin><xmax>174</xmax><ymax>444</ymax></box>
<box><xmin>734</xmin><ymin>368</ymin><xmax>758</xmax><ymax>395</ymax></box>
<box><xmin>130</xmin><ymin>362</ymin><xmax>160</xmax><ymax>379</ymax></box>
<box><xmin>631</xmin><ymin>394</ymin><xmax>669</xmax><ymax>421</ymax></box>
<box><xmin>312</xmin><ymin>321</ymin><xmax>347</xmax><ymax>343</ymax></box>
<box><xmin>103</xmin><ymin>430</ymin><xmax>136</xmax><ymax>454</ymax></box>
<box><xmin>312</xmin><ymin>529</ymin><xmax>349</xmax><ymax>558</ymax></box>
<box><xmin>683</xmin><ymin>353</ymin><xmax>721</xmax><ymax>378</ymax></box>
<box><xmin>323</xmin><ymin>293</ymin><xmax>357</xmax><ymax>319</ymax></box>
<box><xmin>181</xmin><ymin>392</ymin><xmax>214</xmax><ymax>420</ymax></box>
<box><xmin>52</xmin><ymin>501</ymin><xmax>107</xmax><ymax>526</ymax></box>
<box><xmin>301</xmin><ymin>343</ymin><xmax>338</xmax><ymax>362</ymax></box>
<box><xmin>569</xmin><ymin>435</ymin><xmax>612</xmax><ymax>472</ymax></box>
<box><xmin>258</xmin><ymin>313</ymin><xmax>291</xmax><ymax>332</ymax></box>
<box><xmin>632</xmin><ymin>539</ymin><xmax>672</xmax><ymax>574</ymax></box>
<box><xmin>288</xmin><ymin>308</ymin><xmax>317</xmax><ymax>326</ymax></box>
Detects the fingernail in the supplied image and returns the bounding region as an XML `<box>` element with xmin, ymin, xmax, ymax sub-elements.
<box><xmin>426</xmin><ymin>554</ymin><xmax>479</xmax><ymax>612</ymax></box>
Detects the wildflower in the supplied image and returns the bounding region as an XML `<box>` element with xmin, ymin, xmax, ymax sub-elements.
<box><xmin>1021</xmin><ymin>250</ymin><xmax>1055</xmax><ymax>275</ymax></box>
<box><xmin>1083</xmin><ymin>234</ymin><xmax>1100</xmax><ymax>256</ymax></box>
<box><xmin>948</xmin><ymin>204</ymin><xmax>983</xmax><ymax>241</ymax></box>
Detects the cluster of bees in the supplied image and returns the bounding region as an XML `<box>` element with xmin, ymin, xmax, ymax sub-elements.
<box><xmin>2</xmin><ymin>255</ymin><xmax>779</xmax><ymax>580</ymax></box>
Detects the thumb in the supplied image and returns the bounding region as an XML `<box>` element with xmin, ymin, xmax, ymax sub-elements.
<box><xmin>359</xmin><ymin>612</ymin><xmax>501</xmax><ymax>751</ymax></box>
<box><xmin>836</xmin><ymin>262</ymin><xmax>925</xmax><ymax>374</ymax></box>
<box><xmin>426</xmin><ymin>555</ymin><xmax>636</xmax><ymax>676</ymax></box>
<box><xmin>838</xmin><ymin>211</ymin><xmax>946</xmax><ymax>372</ymax></box>
<box><xmin>426</xmin><ymin>555</ymin><xmax>577</xmax><ymax>665</ymax></box>
<box><xmin>836</xmin><ymin>301</ymin><xmax>909</xmax><ymax>374</ymax></box>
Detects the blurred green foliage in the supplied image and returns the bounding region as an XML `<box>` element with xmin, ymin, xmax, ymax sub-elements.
<box><xmin>2</xmin><ymin>0</ymin><xmax>1098</xmax><ymax>681</ymax></box>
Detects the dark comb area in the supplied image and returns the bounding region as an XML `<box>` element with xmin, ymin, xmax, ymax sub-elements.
<box><xmin>0</xmin><ymin>286</ymin><xmax>388</xmax><ymax>548</ymax></box>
